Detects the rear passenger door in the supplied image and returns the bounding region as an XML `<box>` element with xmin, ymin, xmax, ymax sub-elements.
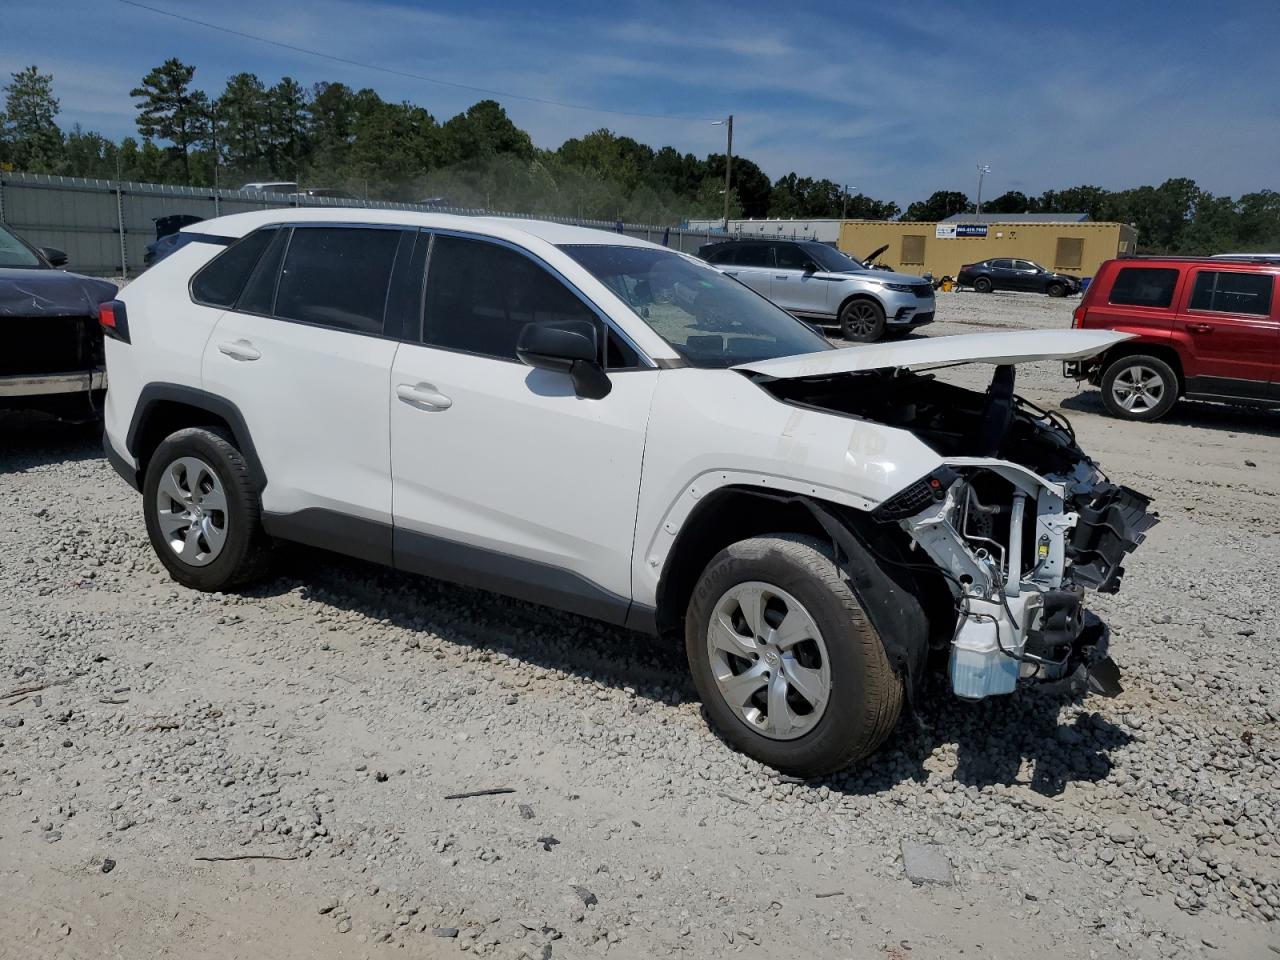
<box><xmin>388</xmin><ymin>232</ymin><xmax>658</xmax><ymax>622</ymax></box>
<box><xmin>201</xmin><ymin>224</ymin><xmax>410</xmax><ymax>559</ymax></box>
<box><xmin>1175</xmin><ymin>268</ymin><xmax>1279</xmax><ymax>399</ymax></box>
<box><xmin>725</xmin><ymin>243</ymin><xmax>775</xmax><ymax>298</ymax></box>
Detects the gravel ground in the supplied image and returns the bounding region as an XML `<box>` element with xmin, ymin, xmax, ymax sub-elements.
<box><xmin>1</xmin><ymin>290</ymin><xmax>1278</xmax><ymax>959</ymax></box>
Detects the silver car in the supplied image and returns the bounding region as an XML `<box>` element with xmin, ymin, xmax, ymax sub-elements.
<box><xmin>700</xmin><ymin>239</ymin><xmax>935</xmax><ymax>342</ymax></box>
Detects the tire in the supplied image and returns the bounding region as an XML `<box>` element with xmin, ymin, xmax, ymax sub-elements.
<box><xmin>142</xmin><ymin>426</ymin><xmax>273</xmax><ymax>590</ymax></box>
<box><xmin>972</xmin><ymin>276</ymin><xmax>993</xmax><ymax>293</ymax></box>
<box><xmin>1046</xmin><ymin>282</ymin><xmax>1066</xmax><ymax>298</ymax></box>
<box><xmin>685</xmin><ymin>534</ymin><xmax>903</xmax><ymax>777</ymax></box>
<box><xmin>838</xmin><ymin>298</ymin><xmax>887</xmax><ymax>342</ymax></box>
<box><xmin>1100</xmin><ymin>354</ymin><xmax>1179</xmax><ymax>421</ymax></box>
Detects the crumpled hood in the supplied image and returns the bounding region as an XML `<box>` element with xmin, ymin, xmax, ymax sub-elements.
<box><xmin>0</xmin><ymin>269</ymin><xmax>118</xmax><ymax>318</ymax></box>
<box><xmin>735</xmin><ymin>329</ymin><xmax>1132</xmax><ymax>379</ymax></box>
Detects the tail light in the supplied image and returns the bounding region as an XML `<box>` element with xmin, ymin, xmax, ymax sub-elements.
<box><xmin>1071</xmin><ymin>305</ymin><xmax>1086</xmax><ymax>329</ymax></box>
<box><xmin>99</xmin><ymin>300</ymin><xmax>130</xmax><ymax>343</ymax></box>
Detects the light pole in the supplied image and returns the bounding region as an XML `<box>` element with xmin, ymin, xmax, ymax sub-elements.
<box><xmin>712</xmin><ymin>115</ymin><xmax>733</xmax><ymax>231</ymax></box>
<box><xmin>842</xmin><ymin>184</ymin><xmax>856</xmax><ymax>219</ymax></box>
<box><xmin>975</xmin><ymin>163</ymin><xmax>991</xmax><ymax>214</ymax></box>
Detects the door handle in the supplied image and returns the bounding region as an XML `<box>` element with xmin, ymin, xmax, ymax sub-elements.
<box><xmin>775</xmin><ymin>275</ymin><xmax>788</xmax><ymax>280</ymax></box>
<box><xmin>218</xmin><ymin>339</ymin><xmax>261</xmax><ymax>361</ymax></box>
<box><xmin>1189</xmin><ymin>322</ymin><xmax>1214</xmax><ymax>334</ymax></box>
<box><xmin>396</xmin><ymin>382</ymin><xmax>453</xmax><ymax>410</ymax></box>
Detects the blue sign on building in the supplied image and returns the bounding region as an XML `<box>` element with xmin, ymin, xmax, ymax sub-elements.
<box><xmin>955</xmin><ymin>224</ymin><xmax>989</xmax><ymax>237</ymax></box>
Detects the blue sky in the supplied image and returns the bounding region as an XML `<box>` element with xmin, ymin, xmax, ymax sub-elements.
<box><xmin>4</xmin><ymin>0</ymin><xmax>1277</xmax><ymax>206</ymax></box>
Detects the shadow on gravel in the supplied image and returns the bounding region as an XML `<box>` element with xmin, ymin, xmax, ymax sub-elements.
<box><xmin>1062</xmin><ymin>390</ymin><xmax>1280</xmax><ymax>438</ymax></box>
<box><xmin>242</xmin><ymin>545</ymin><xmax>696</xmax><ymax>703</ymax></box>
<box><xmin>0</xmin><ymin>412</ymin><xmax>102</xmax><ymax>476</ymax></box>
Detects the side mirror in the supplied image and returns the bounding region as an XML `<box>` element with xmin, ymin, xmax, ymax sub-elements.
<box><xmin>516</xmin><ymin>320</ymin><xmax>611</xmax><ymax>400</ymax></box>
<box><xmin>802</xmin><ymin>261</ymin><xmax>819</xmax><ymax>273</ymax></box>
<box><xmin>40</xmin><ymin>247</ymin><xmax>69</xmax><ymax>267</ymax></box>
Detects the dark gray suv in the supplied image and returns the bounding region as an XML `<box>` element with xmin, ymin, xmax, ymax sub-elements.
<box><xmin>699</xmin><ymin>239</ymin><xmax>935</xmax><ymax>342</ymax></box>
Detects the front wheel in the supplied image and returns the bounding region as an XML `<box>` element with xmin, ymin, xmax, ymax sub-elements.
<box><xmin>1100</xmin><ymin>354</ymin><xmax>1179</xmax><ymax>421</ymax></box>
<box><xmin>685</xmin><ymin>534</ymin><xmax>903</xmax><ymax>777</ymax></box>
<box><xmin>839</xmin><ymin>299</ymin><xmax>886</xmax><ymax>342</ymax></box>
<box><xmin>1046</xmin><ymin>282</ymin><xmax>1067</xmax><ymax>297</ymax></box>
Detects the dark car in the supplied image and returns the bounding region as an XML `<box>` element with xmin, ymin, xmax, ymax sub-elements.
<box><xmin>958</xmin><ymin>258</ymin><xmax>1080</xmax><ymax>297</ymax></box>
<box><xmin>0</xmin><ymin>224</ymin><xmax>117</xmax><ymax>420</ymax></box>
<box><xmin>144</xmin><ymin>214</ymin><xmax>205</xmax><ymax>269</ymax></box>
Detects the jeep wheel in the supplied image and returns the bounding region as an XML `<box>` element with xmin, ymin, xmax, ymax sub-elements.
<box><xmin>143</xmin><ymin>427</ymin><xmax>273</xmax><ymax>590</ymax></box>
<box><xmin>685</xmin><ymin>534</ymin><xmax>902</xmax><ymax>777</ymax></box>
<box><xmin>1046</xmin><ymin>282</ymin><xmax>1067</xmax><ymax>297</ymax></box>
<box><xmin>972</xmin><ymin>276</ymin><xmax>993</xmax><ymax>293</ymax></box>
<box><xmin>1100</xmin><ymin>354</ymin><xmax>1178</xmax><ymax>421</ymax></box>
<box><xmin>838</xmin><ymin>299</ymin><xmax>886</xmax><ymax>342</ymax></box>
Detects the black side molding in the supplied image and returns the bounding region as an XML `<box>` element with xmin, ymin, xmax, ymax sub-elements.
<box><xmin>126</xmin><ymin>383</ymin><xmax>267</xmax><ymax>493</ymax></box>
<box><xmin>102</xmin><ymin>430</ymin><xmax>140</xmax><ymax>491</ymax></box>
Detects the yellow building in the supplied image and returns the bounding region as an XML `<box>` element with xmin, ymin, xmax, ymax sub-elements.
<box><xmin>839</xmin><ymin>215</ymin><xmax>1138</xmax><ymax>280</ymax></box>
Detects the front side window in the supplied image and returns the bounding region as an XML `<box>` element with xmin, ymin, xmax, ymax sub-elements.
<box><xmin>274</xmin><ymin>227</ymin><xmax>401</xmax><ymax>334</ymax></box>
<box><xmin>735</xmin><ymin>244</ymin><xmax>770</xmax><ymax>267</ymax></box>
<box><xmin>1015</xmin><ymin>259</ymin><xmax>1040</xmax><ymax>272</ymax></box>
<box><xmin>0</xmin><ymin>225</ymin><xmax>43</xmax><ymax>268</ymax></box>
<box><xmin>1188</xmin><ymin>270</ymin><xmax>1274</xmax><ymax>316</ymax></box>
<box><xmin>190</xmin><ymin>228</ymin><xmax>275</xmax><ymax>307</ymax></box>
<box><xmin>704</xmin><ymin>244</ymin><xmax>736</xmax><ymax>265</ymax></box>
<box><xmin>803</xmin><ymin>243</ymin><xmax>861</xmax><ymax>272</ymax></box>
<box><xmin>422</xmin><ymin>235</ymin><xmax>600</xmax><ymax>361</ymax></box>
<box><xmin>773</xmin><ymin>243</ymin><xmax>810</xmax><ymax>270</ymax></box>
<box><xmin>561</xmin><ymin>244</ymin><xmax>831</xmax><ymax>369</ymax></box>
<box><xmin>1108</xmin><ymin>267</ymin><xmax>1178</xmax><ymax>308</ymax></box>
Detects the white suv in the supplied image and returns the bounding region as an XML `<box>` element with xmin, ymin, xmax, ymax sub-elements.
<box><xmin>101</xmin><ymin>209</ymin><xmax>1156</xmax><ymax>776</ymax></box>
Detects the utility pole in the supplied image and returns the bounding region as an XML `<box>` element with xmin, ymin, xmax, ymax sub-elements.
<box><xmin>975</xmin><ymin>163</ymin><xmax>991</xmax><ymax>214</ymax></box>
<box><xmin>713</xmin><ymin>115</ymin><xmax>733</xmax><ymax>230</ymax></box>
<box><xmin>841</xmin><ymin>184</ymin><xmax>856</xmax><ymax>219</ymax></box>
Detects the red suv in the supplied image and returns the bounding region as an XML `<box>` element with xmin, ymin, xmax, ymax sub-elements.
<box><xmin>1065</xmin><ymin>257</ymin><xmax>1280</xmax><ymax>420</ymax></box>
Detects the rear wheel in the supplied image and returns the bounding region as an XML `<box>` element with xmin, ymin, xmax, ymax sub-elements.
<box><xmin>1100</xmin><ymin>354</ymin><xmax>1179</xmax><ymax>421</ymax></box>
<box><xmin>972</xmin><ymin>276</ymin><xmax>993</xmax><ymax>293</ymax></box>
<box><xmin>143</xmin><ymin>427</ymin><xmax>273</xmax><ymax>590</ymax></box>
<box><xmin>685</xmin><ymin>534</ymin><xmax>902</xmax><ymax>777</ymax></box>
<box><xmin>839</xmin><ymin>299</ymin><xmax>887</xmax><ymax>342</ymax></box>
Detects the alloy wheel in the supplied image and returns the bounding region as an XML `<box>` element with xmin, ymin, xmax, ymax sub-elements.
<box><xmin>706</xmin><ymin>581</ymin><xmax>831</xmax><ymax>740</ymax></box>
<box><xmin>154</xmin><ymin>456</ymin><xmax>228</xmax><ymax>567</ymax></box>
<box><xmin>1111</xmin><ymin>365</ymin><xmax>1166</xmax><ymax>414</ymax></box>
<box><xmin>843</xmin><ymin>302</ymin><xmax>880</xmax><ymax>338</ymax></box>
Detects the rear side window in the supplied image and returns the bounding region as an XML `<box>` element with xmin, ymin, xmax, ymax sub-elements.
<box><xmin>190</xmin><ymin>229</ymin><xmax>275</xmax><ymax>307</ymax></box>
<box><xmin>1108</xmin><ymin>267</ymin><xmax>1179</xmax><ymax>308</ymax></box>
<box><xmin>422</xmin><ymin>235</ymin><xmax>599</xmax><ymax>361</ymax></box>
<box><xmin>1188</xmin><ymin>271</ymin><xmax>1274</xmax><ymax>316</ymax></box>
<box><xmin>274</xmin><ymin>227</ymin><xmax>401</xmax><ymax>334</ymax></box>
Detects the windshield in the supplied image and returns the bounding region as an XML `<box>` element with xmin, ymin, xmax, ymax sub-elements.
<box><xmin>803</xmin><ymin>242</ymin><xmax>864</xmax><ymax>273</ymax></box>
<box><xmin>0</xmin><ymin>225</ymin><xmax>43</xmax><ymax>269</ymax></box>
<box><xmin>561</xmin><ymin>244</ymin><xmax>831</xmax><ymax>368</ymax></box>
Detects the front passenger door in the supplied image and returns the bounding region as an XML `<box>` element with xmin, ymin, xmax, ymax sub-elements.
<box><xmin>389</xmin><ymin>232</ymin><xmax>658</xmax><ymax>622</ymax></box>
<box><xmin>771</xmin><ymin>243</ymin><xmax>828</xmax><ymax>315</ymax></box>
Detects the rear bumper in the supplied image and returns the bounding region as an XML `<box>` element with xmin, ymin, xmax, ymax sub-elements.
<box><xmin>0</xmin><ymin>368</ymin><xmax>106</xmax><ymax>397</ymax></box>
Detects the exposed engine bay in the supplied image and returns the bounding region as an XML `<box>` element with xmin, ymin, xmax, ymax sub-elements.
<box><xmin>759</xmin><ymin>364</ymin><xmax>1159</xmax><ymax>700</ymax></box>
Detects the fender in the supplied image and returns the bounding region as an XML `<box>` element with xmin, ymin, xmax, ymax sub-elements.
<box><xmin>125</xmin><ymin>382</ymin><xmax>267</xmax><ymax>493</ymax></box>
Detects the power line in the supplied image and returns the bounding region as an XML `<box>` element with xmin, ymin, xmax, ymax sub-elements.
<box><xmin>115</xmin><ymin>0</ymin><xmax>723</xmax><ymax>123</ymax></box>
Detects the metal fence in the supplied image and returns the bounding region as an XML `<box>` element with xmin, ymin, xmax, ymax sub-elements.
<box><xmin>0</xmin><ymin>171</ymin><xmax>728</xmax><ymax>278</ymax></box>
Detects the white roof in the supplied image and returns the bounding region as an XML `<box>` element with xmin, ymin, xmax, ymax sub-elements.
<box><xmin>185</xmin><ymin>207</ymin><xmax>656</xmax><ymax>248</ymax></box>
<box><xmin>735</xmin><ymin>330</ymin><xmax>1132</xmax><ymax>379</ymax></box>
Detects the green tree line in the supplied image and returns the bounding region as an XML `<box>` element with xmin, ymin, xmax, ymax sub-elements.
<box><xmin>1</xmin><ymin>62</ymin><xmax>1277</xmax><ymax>251</ymax></box>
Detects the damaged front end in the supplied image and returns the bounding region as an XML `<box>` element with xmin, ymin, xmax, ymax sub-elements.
<box><xmin>758</xmin><ymin>356</ymin><xmax>1158</xmax><ymax>701</ymax></box>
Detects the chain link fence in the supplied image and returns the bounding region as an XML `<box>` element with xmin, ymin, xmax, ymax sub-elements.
<box><xmin>0</xmin><ymin>171</ymin><xmax>729</xmax><ymax>278</ymax></box>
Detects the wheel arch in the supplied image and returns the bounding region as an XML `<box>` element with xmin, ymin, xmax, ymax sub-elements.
<box><xmin>1100</xmin><ymin>343</ymin><xmax>1186</xmax><ymax>395</ymax></box>
<box><xmin>126</xmin><ymin>383</ymin><xmax>267</xmax><ymax>492</ymax></box>
<box><xmin>653</xmin><ymin>485</ymin><xmax>948</xmax><ymax>698</ymax></box>
<box><xmin>836</xmin><ymin>291</ymin><xmax>886</xmax><ymax>317</ymax></box>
